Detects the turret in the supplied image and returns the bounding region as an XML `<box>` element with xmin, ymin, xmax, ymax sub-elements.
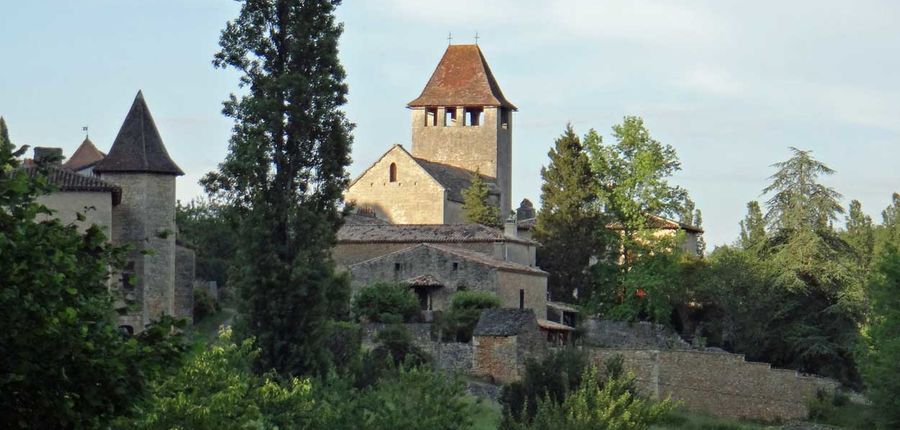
<box><xmin>94</xmin><ymin>91</ymin><xmax>183</xmax><ymax>332</ymax></box>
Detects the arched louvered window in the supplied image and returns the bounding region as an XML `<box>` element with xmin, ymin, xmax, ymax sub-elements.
<box><xmin>389</xmin><ymin>163</ymin><xmax>397</xmax><ymax>182</ymax></box>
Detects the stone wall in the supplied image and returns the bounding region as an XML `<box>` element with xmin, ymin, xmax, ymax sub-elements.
<box><xmin>345</xmin><ymin>145</ymin><xmax>447</xmax><ymax>224</ymax></box>
<box><xmin>582</xmin><ymin>319</ymin><xmax>691</xmax><ymax>349</ymax></box>
<box><xmin>496</xmin><ymin>271</ymin><xmax>548</xmax><ymax>319</ymax></box>
<box><xmin>361</xmin><ymin>323</ymin><xmax>473</xmax><ymax>373</ymax></box>
<box><xmin>334</xmin><ymin>241</ymin><xmax>495</xmax><ymax>268</ymax></box>
<box><xmin>174</xmin><ymin>246</ymin><xmax>195</xmax><ymax>324</ymax></box>
<box><xmin>37</xmin><ymin>191</ymin><xmax>113</xmax><ymax>234</ymax></box>
<box><xmin>588</xmin><ymin>348</ymin><xmax>840</xmax><ymax>421</ymax></box>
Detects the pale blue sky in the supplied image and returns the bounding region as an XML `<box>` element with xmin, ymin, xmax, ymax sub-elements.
<box><xmin>1</xmin><ymin>1</ymin><xmax>898</xmax><ymax>247</ymax></box>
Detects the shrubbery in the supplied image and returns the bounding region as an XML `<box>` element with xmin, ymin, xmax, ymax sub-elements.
<box><xmin>192</xmin><ymin>287</ymin><xmax>219</xmax><ymax>321</ymax></box>
<box><xmin>440</xmin><ymin>290</ymin><xmax>500</xmax><ymax>342</ymax></box>
<box><xmin>351</xmin><ymin>282</ymin><xmax>420</xmax><ymax>323</ymax></box>
<box><xmin>500</xmin><ymin>347</ymin><xmax>590</xmax><ymax>422</ymax></box>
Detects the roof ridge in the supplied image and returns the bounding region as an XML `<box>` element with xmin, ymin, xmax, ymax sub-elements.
<box><xmin>407</xmin><ymin>45</ymin><xmax>516</xmax><ymax>109</ymax></box>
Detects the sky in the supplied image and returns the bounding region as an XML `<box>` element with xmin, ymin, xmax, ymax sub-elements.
<box><xmin>1</xmin><ymin>0</ymin><xmax>898</xmax><ymax>247</ymax></box>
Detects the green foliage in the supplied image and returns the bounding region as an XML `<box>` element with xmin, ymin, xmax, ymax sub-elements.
<box><xmin>203</xmin><ymin>0</ymin><xmax>354</xmax><ymax>376</ymax></box>
<box><xmin>462</xmin><ymin>169</ymin><xmax>502</xmax><ymax>228</ymax></box>
<box><xmin>534</xmin><ymin>124</ymin><xmax>609</xmax><ymax>302</ymax></box>
<box><xmin>738</xmin><ymin>201</ymin><xmax>766</xmax><ymax>251</ymax></box>
<box><xmin>0</xmin><ymin>116</ymin><xmax>10</xmax><ymax>152</ymax></box>
<box><xmin>120</xmin><ymin>327</ymin><xmax>316</xmax><ymax>430</ymax></box>
<box><xmin>844</xmin><ymin>200</ymin><xmax>875</xmax><ymax>272</ymax></box>
<box><xmin>352</xmin><ymin>282</ymin><xmax>420</xmax><ymax>323</ymax></box>
<box><xmin>503</xmin><ymin>361</ymin><xmax>672</xmax><ymax>430</ymax></box>
<box><xmin>586</xmin><ymin>116</ymin><xmax>688</xmax><ymax>264</ymax></box>
<box><xmin>192</xmin><ymin>287</ymin><xmax>219</xmax><ymax>321</ymax></box>
<box><xmin>500</xmin><ymin>347</ymin><xmax>590</xmax><ymax>423</ymax></box>
<box><xmin>0</xmin><ymin>133</ymin><xmax>185</xmax><ymax>428</ymax></box>
<box><xmin>323</xmin><ymin>320</ymin><xmax>362</xmax><ymax>374</ymax></box>
<box><xmin>325</xmin><ymin>366</ymin><xmax>476</xmax><ymax>430</ymax></box>
<box><xmin>440</xmin><ymin>290</ymin><xmax>501</xmax><ymax>342</ymax></box>
<box><xmin>861</xmin><ymin>247</ymin><xmax>900</xmax><ymax>428</ymax></box>
<box><xmin>176</xmin><ymin>199</ymin><xmax>236</xmax><ymax>289</ymax></box>
<box><xmin>763</xmin><ymin>147</ymin><xmax>844</xmax><ymax>231</ymax></box>
<box><xmin>874</xmin><ymin>193</ymin><xmax>900</xmax><ymax>262</ymax></box>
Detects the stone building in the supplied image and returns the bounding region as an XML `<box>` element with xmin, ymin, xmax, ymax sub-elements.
<box><xmin>472</xmin><ymin>309</ymin><xmax>547</xmax><ymax>384</ymax></box>
<box><xmin>346</xmin><ymin>44</ymin><xmax>515</xmax><ymax>222</ymax></box>
<box><xmin>24</xmin><ymin>91</ymin><xmax>194</xmax><ymax>333</ymax></box>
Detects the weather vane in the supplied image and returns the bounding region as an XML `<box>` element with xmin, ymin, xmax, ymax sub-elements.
<box><xmin>82</xmin><ymin>126</ymin><xmax>89</xmax><ymax>138</ymax></box>
<box><xmin>447</xmin><ymin>32</ymin><xmax>452</xmax><ymax>45</ymax></box>
<box><xmin>474</xmin><ymin>31</ymin><xmax>479</xmax><ymax>45</ymax></box>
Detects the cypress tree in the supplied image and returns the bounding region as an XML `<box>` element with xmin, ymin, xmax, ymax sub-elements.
<box><xmin>203</xmin><ymin>0</ymin><xmax>353</xmax><ymax>376</ymax></box>
<box><xmin>534</xmin><ymin>124</ymin><xmax>605</xmax><ymax>302</ymax></box>
<box><xmin>462</xmin><ymin>170</ymin><xmax>501</xmax><ymax>228</ymax></box>
<box><xmin>0</xmin><ymin>117</ymin><xmax>10</xmax><ymax>151</ymax></box>
<box><xmin>844</xmin><ymin>199</ymin><xmax>875</xmax><ymax>271</ymax></box>
<box><xmin>739</xmin><ymin>201</ymin><xmax>766</xmax><ymax>250</ymax></box>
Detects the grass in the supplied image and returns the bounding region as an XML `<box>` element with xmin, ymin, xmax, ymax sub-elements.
<box><xmin>808</xmin><ymin>400</ymin><xmax>875</xmax><ymax>429</ymax></box>
<box><xmin>468</xmin><ymin>396</ymin><xmax>501</xmax><ymax>430</ymax></box>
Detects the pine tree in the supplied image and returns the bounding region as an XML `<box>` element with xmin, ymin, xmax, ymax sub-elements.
<box><xmin>739</xmin><ymin>201</ymin><xmax>766</xmax><ymax>250</ymax></box>
<box><xmin>461</xmin><ymin>170</ymin><xmax>501</xmax><ymax>228</ymax></box>
<box><xmin>0</xmin><ymin>117</ymin><xmax>10</xmax><ymax>151</ymax></box>
<box><xmin>763</xmin><ymin>147</ymin><xmax>843</xmax><ymax>231</ymax></box>
<box><xmin>202</xmin><ymin>0</ymin><xmax>353</xmax><ymax>376</ymax></box>
<box><xmin>534</xmin><ymin>124</ymin><xmax>605</xmax><ymax>302</ymax></box>
<box><xmin>844</xmin><ymin>200</ymin><xmax>875</xmax><ymax>271</ymax></box>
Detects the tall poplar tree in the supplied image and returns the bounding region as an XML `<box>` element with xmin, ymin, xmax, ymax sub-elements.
<box><xmin>844</xmin><ymin>199</ymin><xmax>875</xmax><ymax>271</ymax></box>
<box><xmin>203</xmin><ymin>0</ymin><xmax>353</xmax><ymax>376</ymax></box>
<box><xmin>534</xmin><ymin>124</ymin><xmax>605</xmax><ymax>302</ymax></box>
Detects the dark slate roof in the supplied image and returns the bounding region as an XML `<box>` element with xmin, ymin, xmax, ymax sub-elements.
<box><xmin>414</xmin><ymin>158</ymin><xmax>499</xmax><ymax>203</ymax></box>
<box><xmin>516</xmin><ymin>217</ymin><xmax>536</xmax><ymax>231</ymax></box>
<box><xmin>606</xmin><ymin>214</ymin><xmax>704</xmax><ymax>234</ymax></box>
<box><xmin>337</xmin><ymin>223</ymin><xmax>536</xmax><ymax>245</ymax></box>
<box><xmin>62</xmin><ymin>137</ymin><xmax>106</xmax><ymax>171</ymax></box>
<box><xmin>408</xmin><ymin>45</ymin><xmax>516</xmax><ymax>110</ymax></box>
<box><xmin>19</xmin><ymin>165</ymin><xmax>121</xmax><ymax>204</ymax></box>
<box><xmin>94</xmin><ymin>91</ymin><xmax>184</xmax><ymax>175</ymax></box>
<box><xmin>473</xmin><ymin>308</ymin><xmax>536</xmax><ymax>336</ymax></box>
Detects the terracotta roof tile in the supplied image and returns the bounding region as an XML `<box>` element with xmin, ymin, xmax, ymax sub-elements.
<box><xmin>337</xmin><ymin>223</ymin><xmax>535</xmax><ymax>245</ymax></box>
<box><xmin>19</xmin><ymin>165</ymin><xmax>121</xmax><ymax>204</ymax></box>
<box><xmin>408</xmin><ymin>45</ymin><xmax>516</xmax><ymax>109</ymax></box>
<box><xmin>94</xmin><ymin>91</ymin><xmax>184</xmax><ymax>175</ymax></box>
<box><xmin>424</xmin><ymin>243</ymin><xmax>547</xmax><ymax>275</ymax></box>
<box><xmin>404</xmin><ymin>274</ymin><xmax>443</xmax><ymax>287</ymax></box>
<box><xmin>62</xmin><ymin>137</ymin><xmax>106</xmax><ymax>171</ymax></box>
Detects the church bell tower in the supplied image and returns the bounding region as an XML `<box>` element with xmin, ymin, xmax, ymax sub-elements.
<box><xmin>407</xmin><ymin>44</ymin><xmax>516</xmax><ymax>217</ymax></box>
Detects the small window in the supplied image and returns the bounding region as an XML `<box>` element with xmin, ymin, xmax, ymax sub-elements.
<box><xmin>465</xmin><ymin>107</ymin><xmax>483</xmax><ymax>126</ymax></box>
<box><xmin>500</xmin><ymin>108</ymin><xmax>510</xmax><ymax>129</ymax></box>
<box><xmin>121</xmin><ymin>261</ymin><xmax>135</xmax><ymax>291</ymax></box>
<box><xmin>389</xmin><ymin>163</ymin><xmax>397</xmax><ymax>182</ymax></box>
<box><xmin>519</xmin><ymin>289</ymin><xmax>525</xmax><ymax>309</ymax></box>
<box><xmin>394</xmin><ymin>263</ymin><xmax>401</xmax><ymax>271</ymax></box>
<box><xmin>119</xmin><ymin>325</ymin><xmax>134</xmax><ymax>336</ymax></box>
<box><xmin>425</xmin><ymin>108</ymin><xmax>437</xmax><ymax>127</ymax></box>
<box><xmin>452</xmin><ymin>262</ymin><xmax>459</xmax><ymax>271</ymax></box>
<box><xmin>445</xmin><ymin>108</ymin><xmax>457</xmax><ymax>126</ymax></box>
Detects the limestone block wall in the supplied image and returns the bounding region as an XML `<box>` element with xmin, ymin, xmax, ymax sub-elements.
<box><xmin>588</xmin><ymin>348</ymin><xmax>840</xmax><ymax>421</ymax></box>
<box><xmin>37</xmin><ymin>191</ymin><xmax>113</xmax><ymax>234</ymax></box>
<box><xmin>102</xmin><ymin>173</ymin><xmax>177</xmax><ymax>331</ymax></box>
<box><xmin>411</xmin><ymin>107</ymin><xmax>512</xmax><ymax>216</ymax></box>
<box><xmin>496</xmin><ymin>271</ymin><xmax>548</xmax><ymax>318</ymax></box>
<box><xmin>491</xmin><ymin>241</ymin><xmax>536</xmax><ymax>267</ymax></box>
<box><xmin>361</xmin><ymin>323</ymin><xmax>474</xmax><ymax>373</ymax></box>
<box><xmin>174</xmin><ymin>246</ymin><xmax>195</xmax><ymax>324</ymax></box>
<box><xmin>473</xmin><ymin>335</ymin><xmax>520</xmax><ymax>384</ymax></box>
<box><xmin>345</xmin><ymin>146</ymin><xmax>447</xmax><ymax>224</ymax></box>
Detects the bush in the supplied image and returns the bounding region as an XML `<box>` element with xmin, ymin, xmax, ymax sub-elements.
<box><xmin>352</xmin><ymin>282</ymin><xmax>420</xmax><ymax>323</ymax></box>
<box><xmin>441</xmin><ymin>290</ymin><xmax>500</xmax><ymax>342</ymax></box>
<box><xmin>324</xmin><ymin>320</ymin><xmax>362</xmax><ymax>373</ymax></box>
<box><xmin>500</xmin><ymin>347</ymin><xmax>590</xmax><ymax>423</ymax></box>
<box><xmin>861</xmin><ymin>247</ymin><xmax>900</xmax><ymax>429</ymax></box>
<box><xmin>118</xmin><ymin>327</ymin><xmax>315</xmax><ymax>430</ymax></box>
<box><xmin>503</xmin><ymin>364</ymin><xmax>672</xmax><ymax>430</ymax></box>
<box><xmin>192</xmin><ymin>287</ymin><xmax>219</xmax><ymax>321</ymax></box>
<box><xmin>356</xmin><ymin>325</ymin><xmax>430</xmax><ymax>388</ymax></box>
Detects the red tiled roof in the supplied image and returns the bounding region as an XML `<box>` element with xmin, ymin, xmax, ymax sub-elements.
<box><xmin>408</xmin><ymin>45</ymin><xmax>516</xmax><ymax>109</ymax></box>
<box><xmin>62</xmin><ymin>137</ymin><xmax>106</xmax><ymax>171</ymax></box>
<box><xmin>337</xmin><ymin>223</ymin><xmax>535</xmax><ymax>245</ymax></box>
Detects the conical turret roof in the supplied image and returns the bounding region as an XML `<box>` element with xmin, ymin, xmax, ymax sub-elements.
<box><xmin>94</xmin><ymin>91</ymin><xmax>184</xmax><ymax>175</ymax></box>
<box><xmin>62</xmin><ymin>137</ymin><xmax>106</xmax><ymax>171</ymax></box>
<box><xmin>408</xmin><ymin>45</ymin><xmax>516</xmax><ymax>110</ymax></box>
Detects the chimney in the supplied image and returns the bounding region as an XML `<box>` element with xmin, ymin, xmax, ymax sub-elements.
<box><xmin>34</xmin><ymin>147</ymin><xmax>63</xmax><ymax>165</ymax></box>
<box><xmin>504</xmin><ymin>215</ymin><xmax>518</xmax><ymax>239</ymax></box>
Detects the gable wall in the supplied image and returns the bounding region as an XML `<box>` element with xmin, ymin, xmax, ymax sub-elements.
<box><xmin>36</xmin><ymin>191</ymin><xmax>113</xmax><ymax>234</ymax></box>
<box><xmin>345</xmin><ymin>147</ymin><xmax>447</xmax><ymax>224</ymax></box>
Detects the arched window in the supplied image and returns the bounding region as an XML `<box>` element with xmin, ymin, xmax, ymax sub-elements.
<box><xmin>389</xmin><ymin>163</ymin><xmax>397</xmax><ymax>182</ymax></box>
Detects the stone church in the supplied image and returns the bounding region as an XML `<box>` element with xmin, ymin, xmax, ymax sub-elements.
<box><xmin>339</xmin><ymin>44</ymin><xmax>572</xmax><ymax>333</ymax></box>
<box><xmin>26</xmin><ymin>91</ymin><xmax>194</xmax><ymax>334</ymax></box>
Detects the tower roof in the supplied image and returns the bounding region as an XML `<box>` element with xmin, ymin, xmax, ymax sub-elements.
<box><xmin>62</xmin><ymin>137</ymin><xmax>106</xmax><ymax>171</ymax></box>
<box><xmin>94</xmin><ymin>91</ymin><xmax>184</xmax><ymax>175</ymax></box>
<box><xmin>407</xmin><ymin>44</ymin><xmax>516</xmax><ymax>110</ymax></box>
